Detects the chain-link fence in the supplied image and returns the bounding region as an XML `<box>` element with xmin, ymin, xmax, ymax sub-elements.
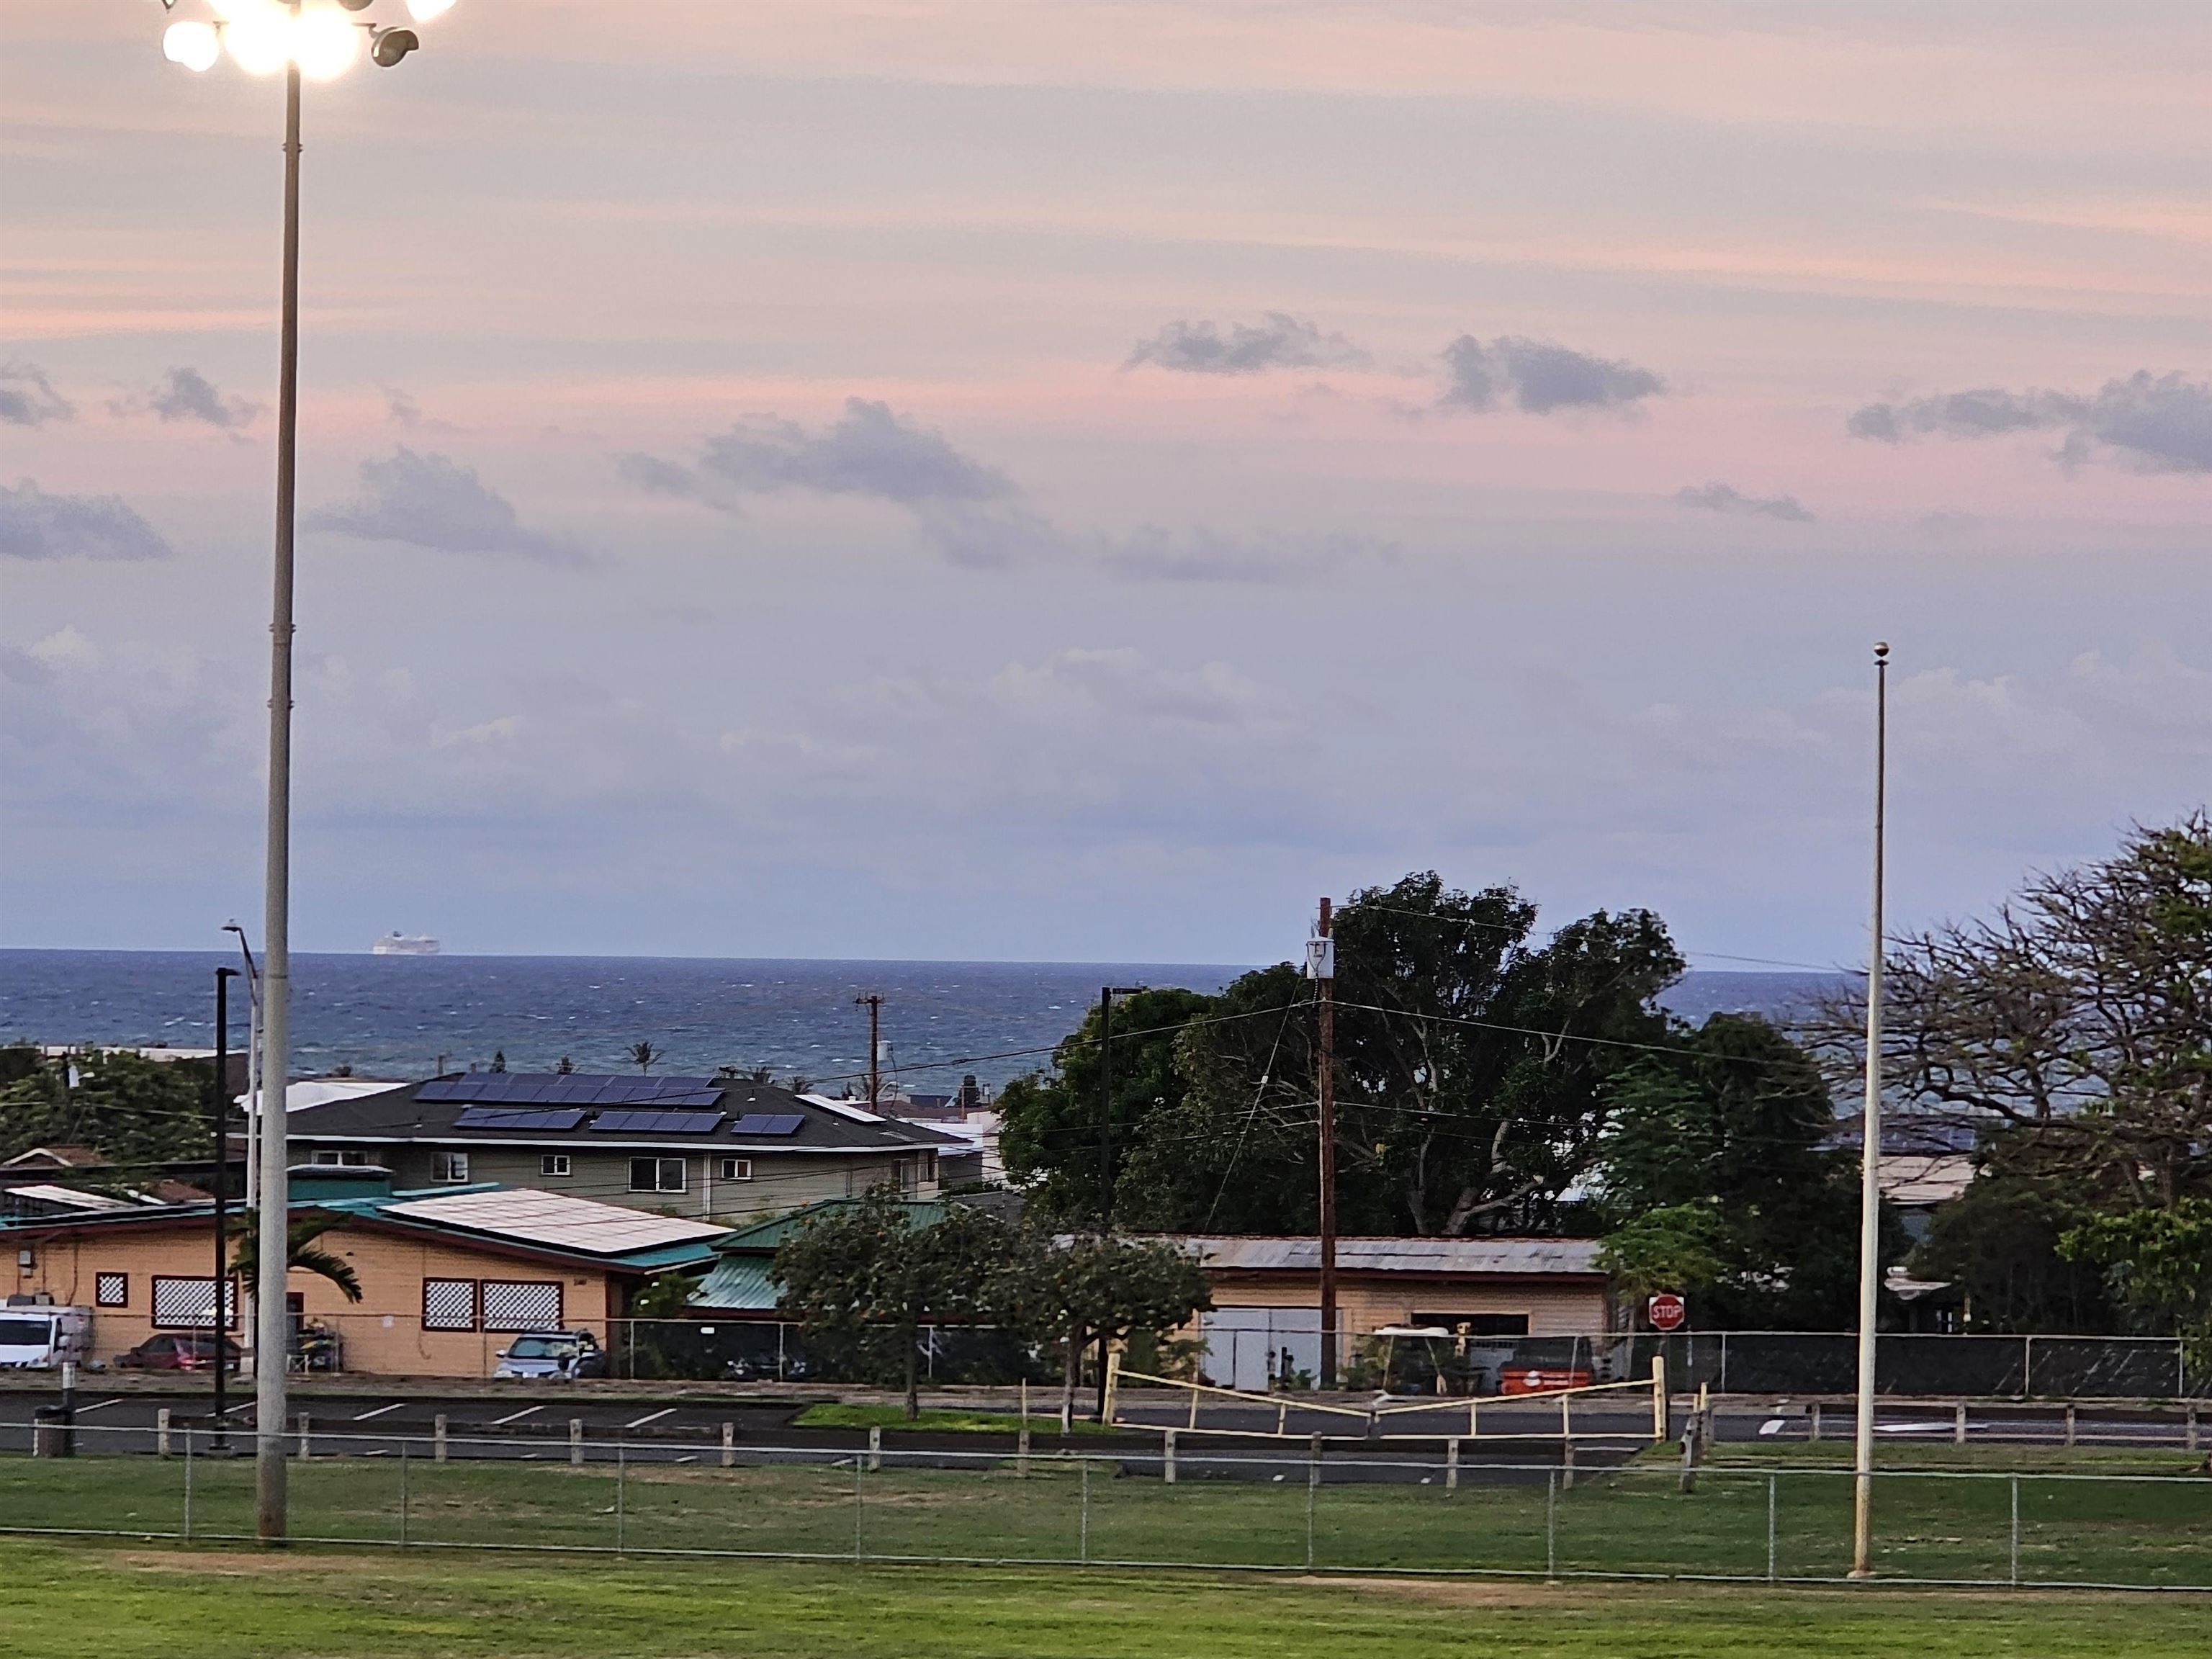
<box><xmin>1</xmin><ymin>1420</ymin><xmax>2205</xmax><ymax>1591</ymax></box>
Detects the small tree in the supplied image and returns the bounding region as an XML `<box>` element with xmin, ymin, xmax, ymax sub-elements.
<box><xmin>556</xmin><ymin>1056</ymin><xmax>576</xmax><ymax>1075</ymax></box>
<box><xmin>2061</xmin><ymin>1200</ymin><xmax>2212</xmax><ymax>1372</ymax></box>
<box><xmin>772</xmin><ymin>1190</ymin><xmax>1015</xmax><ymax>1419</ymax></box>
<box><xmin>1004</xmin><ymin>1231</ymin><xmax>1213</xmax><ymax>1431</ymax></box>
<box><xmin>228</xmin><ymin>1213</ymin><xmax>365</xmax><ymax>1305</ymax></box>
<box><xmin>1593</xmin><ymin>1204</ymin><xmax>1730</xmax><ymax>1325</ymax></box>
<box><xmin>490</xmin><ymin>1050</ymin><xmax>507</xmax><ymax>1074</ymax></box>
<box><xmin>629</xmin><ymin>1041</ymin><xmax>659</xmax><ymax>1074</ymax></box>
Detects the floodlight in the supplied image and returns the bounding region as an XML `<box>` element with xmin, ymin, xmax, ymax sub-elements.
<box><xmin>369</xmin><ymin>25</ymin><xmax>419</xmax><ymax>67</ymax></box>
<box><xmin>162</xmin><ymin>19</ymin><xmax>221</xmax><ymax>72</ymax></box>
<box><xmin>294</xmin><ymin>6</ymin><xmax>364</xmax><ymax>81</ymax></box>
<box><xmin>336</xmin><ymin>0</ymin><xmax>377</xmax><ymax>10</ymax></box>
<box><xmin>225</xmin><ymin>6</ymin><xmax>295</xmax><ymax>76</ymax></box>
<box><xmin>407</xmin><ymin>0</ymin><xmax>457</xmax><ymax>19</ymax></box>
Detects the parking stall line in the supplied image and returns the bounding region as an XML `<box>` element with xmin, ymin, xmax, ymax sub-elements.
<box><xmin>491</xmin><ymin>1405</ymin><xmax>541</xmax><ymax>1426</ymax></box>
<box><xmin>624</xmin><ymin>1407</ymin><xmax>675</xmax><ymax>1430</ymax></box>
<box><xmin>352</xmin><ymin>1402</ymin><xmax>406</xmax><ymax>1421</ymax></box>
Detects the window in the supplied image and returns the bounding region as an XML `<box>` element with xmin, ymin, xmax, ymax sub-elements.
<box><xmin>152</xmin><ymin>1275</ymin><xmax>238</xmax><ymax>1330</ymax></box>
<box><xmin>629</xmin><ymin>1156</ymin><xmax>685</xmax><ymax>1193</ymax></box>
<box><xmin>482</xmin><ymin>1281</ymin><xmax>563</xmax><ymax>1331</ymax></box>
<box><xmin>1413</xmin><ymin>1313</ymin><xmax>1531</xmax><ymax>1338</ymax></box>
<box><xmin>717</xmin><ymin>1157</ymin><xmax>752</xmax><ymax>1182</ymax></box>
<box><xmin>540</xmin><ymin>1154</ymin><xmax>572</xmax><ymax>1177</ymax></box>
<box><xmin>423</xmin><ymin>1279</ymin><xmax>478</xmax><ymax>1331</ymax></box>
<box><xmin>310</xmin><ymin>1149</ymin><xmax>370</xmax><ymax>1167</ymax></box>
<box><xmin>433</xmin><ymin>1151</ymin><xmax>470</xmax><ymax>1183</ymax></box>
<box><xmin>95</xmin><ymin>1272</ymin><xmax>128</xmax><ymax>1308</ymax></box>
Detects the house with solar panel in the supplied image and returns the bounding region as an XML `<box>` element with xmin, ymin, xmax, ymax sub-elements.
<box><xmin>281</xmin><ymin>1072</ymin><xmax>968</xmax><ymax>1224</ymax></box>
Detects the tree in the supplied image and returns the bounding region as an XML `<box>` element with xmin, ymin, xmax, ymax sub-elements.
<box><xmin>2060</xmin><ymin>1199</ymin><xmax>2212</xmax><ymax>1367</ymax></box>
<box><xmin>629</xmin><ymin>1041</ymin><xmax>659</xmax><ymax>1074</ymax></box>
<box><xmin>997</xmin><ymin>986</ymin><xmax>1215</xmax><ymax>1222</ymax></box>
<box><xmin>1910</xmin><ymin>1158</ymin><xmax>2115</xmax><ymax>1334</ymax></box>
<box><xmin>0</xmin><ymin>1048</ymin><xmax>215</xmax><ymax>1172</ymax></box>
<box><xmin>490</xmin><ymin>1050</ymin><xmax>507</xmax><ymax>1074</ymax></box>
<box><xmin>1596</xmin><ymin>1014</ymin><xmax>1864</xmax><ymax>1327</ymax></box>
<box><xmin>228</xmin><ymin>1213</ymin><xmax>364</xmax><ymax>1304</ymax></box>
<box><xmin>1123</xmin><ymin>873</ymin><xmax>1684</xmax><ymax>1236</ymax></box>
<box><xmin>1594</xmin><ymin>1204</ymin><xmax>1732</xmax><ymax>1317</ymax></box>
<box><xmin>1812</xmin><ymin>814</ymin><xmax>2211</xmax><ymax>1211</ymax></box>
<box><xmin>771</xmin><ymin>1190</ymin><xmax>1016</xmax><ymax>1419</ymax></box>
<box><xmin>1001</xmin><ymin>1230</ymin><xmax>1213</xmax><ymax>1431</ymax></box>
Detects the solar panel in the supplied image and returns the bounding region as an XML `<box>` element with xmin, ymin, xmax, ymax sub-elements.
<box><xmin>729</xmin><ymin>1112</ymin><xmax>805</xmax><ymax>1136</ymax></box>
<box><xmin>451</xmin><ymin>1107</ymin><xmax>590</xmax><ymax>1132</ymax></box>
<box><xmin>589</xmin><ymin>1109</ymin><xmax>727</xmax><ymax>1136</ymax></box>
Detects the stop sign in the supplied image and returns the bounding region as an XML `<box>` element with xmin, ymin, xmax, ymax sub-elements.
<box><xmin>1647</xmin><ymin>1292</ymin><xmax>1687</xmax><ymax>1332</ymax></box>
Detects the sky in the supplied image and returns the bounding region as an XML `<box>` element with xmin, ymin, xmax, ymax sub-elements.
<box><xmin>1</xmin><ymin>0</ymin><xmax>2206</xmax><ymax>968</ymax></box>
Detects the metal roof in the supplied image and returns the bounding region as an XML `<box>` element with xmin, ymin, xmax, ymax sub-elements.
<box><xmin>1166</xmin><ymin>1235</ymin><xmax>1606</xmax><ymax>1277</ymax></box>
<box><xmin>380</xmin><ymin>1187</ymin><xmax>727</xmax><ymax>1257</ymax></box>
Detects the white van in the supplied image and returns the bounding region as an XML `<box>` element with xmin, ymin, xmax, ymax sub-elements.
<box><xmin>0</xmin><ymin>1303</ymin><xmax>91</xmax><ymax>1369</ymax></box>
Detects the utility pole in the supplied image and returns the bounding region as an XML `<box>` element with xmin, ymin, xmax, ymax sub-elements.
<box><xmin>1095</xmin><ymin>984</ymin><xmax>1147</xmax><ymax>1224</ymax></box>
<box><xmin>1309</xmin><ymin>899</ymin><xmax>1338</xmax><ymax>1390</ymax></box>
<box><xmin>212</xmin><ymin>968</ymin><xmax>237</xmax><ymax>1452</ymax></box>
<box><xmin>1852</xmin><ymin>642</ymin><xmax>1890</xmax><ymax>1578</ymax></box>
<box><xmin>855</xmin><ymin>994</ymin><xmax>883</xmax><ymax>1109</ymax></box>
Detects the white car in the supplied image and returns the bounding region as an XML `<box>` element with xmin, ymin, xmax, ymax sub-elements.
<box><xmin>0</xmin><ymin>1303</ymin><xmax>91</xmax><ymax>1369</ymax></box>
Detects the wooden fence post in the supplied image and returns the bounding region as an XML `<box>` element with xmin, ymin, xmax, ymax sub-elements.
<box><xmin>156</xmin><ymin>1407</ymin><xmax>172</xmax><ymax>1460</ymax></box>
<box><xmin>1445</xmin><ymin>1437</ymin><xmax>1460</xmax><ymax>1492</ymax></box>
<box><xmin>433</xmin><ymin>1413</ymin><xmax>448</xmax><ymax>1464</ymax></box>
<box><xmin>570</xmin><ymin>1419</ymin><xmax>584</xmax><ymax>1466</ymax></box>
<box><xmin>1163</xmin><ymin>1428</ymin><xmax>1177</xmax><ymax>1485</ymax></box>
<box><xmin>720</xmin><ymin>1421</ymin><xmax>734</xmax><ymax>1469</ymax></box>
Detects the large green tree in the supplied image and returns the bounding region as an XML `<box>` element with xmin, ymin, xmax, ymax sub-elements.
<box><xmin>771</xmin><ymin>1190</ymin><xmax>1017</xmax><ymax>1419</ymax></box>
<box><xmin>997</xmin><ymin>986</ymin><xmax>1216</xmax><ymax>1223</ymax></box>
<box><xmin>0</xmin><ymin>1048</ymin><xmax>215</xmax><ymax>1173</ymax></box>
<box><xmin>1123</xmin><ymin>873</ymin><xmax>1683</xmax><ymax>1236</ymax></box>
<box><xmin>999</xmin><ymin>1229</ymin><xmax>1213</xmax><ymax>1429</ymax></box>
<box><xmin>1596</xmin><ymin>1014</ymin><xmax>1863</xmax><ymax>1327</ymax></box>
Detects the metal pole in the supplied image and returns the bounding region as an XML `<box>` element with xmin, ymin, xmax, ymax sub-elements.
<box><xmin>1316</xmin><ymin>899</ymin><xmax>1338</xmax><ymax>1390</ymax></box>
<box><xmin>399</xmin><ymin>1439</ymin><xmax>409</xmax><ymax>1547</ymax></box>
<box><xmin>212</xmin><ymin>968</ymin><xmax>234</xmax><ymax>1451</ymax></box>
<box><xmin>2009</xmin><ymin>1474</ymin><xmax>2020</xmax><ymax>1585</ymax></box>
<box><xmin>1851</xmin><ymin>641</ymin><xmax>1889</xmax><ymax>1578</ymax></box>
<box><xmin>1079</xmin><ymin>1455</ymin><xmax>1090</xmax><ymax>1565</ymax></box>
<box><xmin>616</xmin><ymin>1443</ymin><xmax>626</xmax><ymax>1553</ymax></box>
<box><xmin>1098</xmin><ymin>986</ymin><xmax>1115</xmax><ymax>1220</ymax></box>
<box><xmin>183</xmin><ymin>1424</ymin><xmax>194</xmax><ymax>1541</ymax></box>
<box><xmin>255</xmin><ymin>47</ymin><xmax>304</xmax><ymax>1547</ymax></box>
<box><xmin>1767</xmin><ymin>1473</ymin><xmax>1778</xmax><ymax>1581</ymax></box>
<box><xmin>1545</xmin><ymin>1469</ymin><xmax>1558</xmax><ymax>1581</ymax></box>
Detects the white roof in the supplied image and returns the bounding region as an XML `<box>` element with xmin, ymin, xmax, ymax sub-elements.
<box><xmin>380</xmin><ymin>1187</ymin><xmax>727</xmax><ymax>1256</ymax></box>
<box><xmin>236</xmin><ymin>1079</ymin><xmax>407</xmax><ymax>1113</ymax></box>
<box><xmin>2</xmin><ymin>1184</ymin><xmax>140</xmax><ymax>1213</ymax></box>
<box><xmin>1879</xmin><ymin>1153</ymin><xmax>1975</xmax><ymax>1207</ymax></box>
<box><xmin>805</xmin><ymin>1093</ymin><xmax>888</xmax><ymax>1123</ymax></box>
<box><xmin>1168</xmin><ymin>1236</ymin><xmax>1606</xmax><ymax>1276</ymax></box>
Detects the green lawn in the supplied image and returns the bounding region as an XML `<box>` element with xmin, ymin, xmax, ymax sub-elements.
<box><xmin>4</xmin><ymin>1442</ymin><xmax>2205</xmax><ymax>1591</ymax></box>
<box><xmin>0</xmin><ymin>1540</ymin><xmax>2206</xmax><ymax>1659</ymax></box>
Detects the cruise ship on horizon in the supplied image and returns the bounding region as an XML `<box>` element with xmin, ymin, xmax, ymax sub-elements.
<box><xmin>371</xmin><ymin>932</ymin><xmax>440</xmax><ymax>956</ymax></box>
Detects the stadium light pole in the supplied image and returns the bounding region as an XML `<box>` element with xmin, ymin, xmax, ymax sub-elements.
<box><xmin>1851</xmin><ymin>642</ymin><xmax>1890</xmax><ymax>1578</ymax></box>
<box><xmin>158</xmin><ymin>0</ymin><xmax>449</xmax><ymax>1544</ymax></box>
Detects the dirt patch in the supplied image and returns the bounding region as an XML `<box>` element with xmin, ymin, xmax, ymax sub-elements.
<box><xmin>107</xmin><ymin>1549</ymin><xmax>365</xmax><ymax>1576</ymax></box>
<box><xmin>1304</xmin><ymin>1574</ymin><xmax>1573</xmax><ymax>1608</ymax></box>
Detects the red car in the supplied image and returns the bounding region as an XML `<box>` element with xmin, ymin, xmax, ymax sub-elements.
<box><xmin>112</xmin><ymin>1334</ymin><xmax>241</xmax><ymax>1372</ymax></box>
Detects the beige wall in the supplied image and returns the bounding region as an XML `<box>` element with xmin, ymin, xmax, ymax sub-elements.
<box><xmin>307</xmin><ymin>1143</ymin><xmax>935</xmax><ymax>1222</ymax></box>
<box><xmin>15</xmin><ymin>1222</ymin><xmax>626</xmax><ymax>1378</ymax></box>
<box><xmin>1193</xmin><ymin>1272</ymin><xmax>1610</xmax><ymax>1336</ymax></box>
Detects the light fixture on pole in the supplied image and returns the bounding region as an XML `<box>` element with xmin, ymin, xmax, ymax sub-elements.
<box><xmin>222</xmin><ymin>923</ymin><xmax>262</xmax><ymax>1207</ymax></box>
<box><xmin>1851</xmin><ymin>641</ymin><xmax>1890</xmax><ymax>1578</ymax></box>
<box><xmin>156</xmin><ymin>0</ymin><xmax>456</xmax><ymax>1545</ymax></box>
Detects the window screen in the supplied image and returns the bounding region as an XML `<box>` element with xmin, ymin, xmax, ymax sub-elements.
<box><xmin>152</xmin><ymin>1275</ymin><xmax>237</xmax><ymax>1330</ymax></box>
<box><xmin>423</xmin><ymin>1278</ymin><xmax>478</xmax><ymax>1331</ymax></box>
<box><xmin>95</xmin><ymin>1272</ymin><xmax>128</xmax><ymax>1308</ymax></box>
<box><xmin>482</xmin><ymin>1281</ymin><xmax>562</xmax><ymax>1331</ymax></box>
<box><xmin>630</xmin><ymin>1157</ymin><xmax>685</xmax><ymax>1193</ymax></box>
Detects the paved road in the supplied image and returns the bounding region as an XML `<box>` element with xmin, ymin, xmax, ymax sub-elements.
<box><xmin>2</xmin><ymin>1386</ymin><xmax>2199</xmax><ymax>1483</ymax></box>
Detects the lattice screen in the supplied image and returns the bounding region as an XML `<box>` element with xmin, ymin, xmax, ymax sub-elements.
<box><xmin>151</xmin><ymin>1276</ymin><xmax>235</xmax><ymax>1329</ymax></box>
<box><xmin>482</xmin><ymin>1281</ymin><xmax>563</xmax><ymax>1331</ymax></box>
<box><xmin>422</xmin><ymin>1278</ymin><xmax>478</xmax><ymax>1331</ymax></box>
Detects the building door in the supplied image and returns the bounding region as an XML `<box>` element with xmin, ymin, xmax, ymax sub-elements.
<box><xmin>1198</xmin><ymin>1306</ymin><xmax>1321</xmax><ymax>1392</ymax></box>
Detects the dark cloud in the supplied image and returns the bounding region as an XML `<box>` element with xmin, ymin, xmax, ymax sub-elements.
<box><xmin>689</xmin><ymin>398</ymin><xmax>1015</xmax><ymax>505</ymax></box>
<box><xmin>307</xmin><ymin>448</ymin><xmax>590</xmax><ymax>566</ymax></box>
<box><xmin>386</xmin><ymin>388</ymin><xmax>423</xmax><ymax>426</ymax></box>
<box><xmin>1125</xmin><ymin>313</ymin><xmax>1369</xmax><ymax>375</ymax></box>
<box><xmin>1674</xmin><ymin>482</ymin><xmax>1815</xmax><ymax>523</ymax></box>
<box><xmin>143</xmin><ymin>366</ymin><xmax>258</xmax><ymax>429</ymax></box>
<box><xmin>0</xmin><ymin>479</ymin><xmax>175</xmax><ymax>562</ymax></box>
<box><xmin>1440</xmin><ymin>335</ymin><xmax>1666</xmax><ymax>415</ymax></box>
<box><xmin>1848</xmin><ymin>371</ymin><xmax>2211</xmax><ymax>475</ymax></box>
<box><xmin>914</xmin><ymin>503</ymin><xmax>1062</xmax><ymax>570</ymax></box>
<box><xmin>0</xmin><ymin>362</ymin><xmax>73</xmax><ymax>428</ymax></box>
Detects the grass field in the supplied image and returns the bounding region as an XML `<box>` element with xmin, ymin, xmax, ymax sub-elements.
<box><xmin>1</xmin><ymin>1539</ymin><xmax>2208</xmax><ymax>1658</ymax></box>
<box><xmin>4</xmin><ymin>1440</ymin><xmax>2205</xmax><ymax>1591</ymax></box>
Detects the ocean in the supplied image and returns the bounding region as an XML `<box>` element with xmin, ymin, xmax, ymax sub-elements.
<box><xmin>0</xmin><ymin>950</ymin><xmax>1845</xmax><ymax>1091</ymax></box>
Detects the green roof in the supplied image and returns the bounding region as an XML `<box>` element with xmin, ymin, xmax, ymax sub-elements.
<box><xmin>690</xmin><ymin>1197</ymin><xmax>950</xmax><ymax>1311</ymax></box>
